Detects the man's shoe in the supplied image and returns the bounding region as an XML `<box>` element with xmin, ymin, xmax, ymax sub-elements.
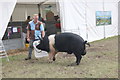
<box><xmin>25</xmin><ymin>57</ymin><xmax>31</xmax><ymax>60</ymax></box>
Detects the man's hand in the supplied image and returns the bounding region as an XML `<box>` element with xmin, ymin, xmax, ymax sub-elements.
<box><xmin>41</xmin><ymin>31</ymin><xmax>45</xmax><ymax>38</ymax></box>
<box><xmin>27</xmin><ymin>38</ymin><xmax>30</xmax><ymax>42</ymax></box>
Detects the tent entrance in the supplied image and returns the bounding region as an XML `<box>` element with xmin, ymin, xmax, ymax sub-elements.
<box><xmin>45</xmin><ymin>9</ymin><xmax>61</xmax><ymax>35</ymax></box>
<box><xmin>10</xmin><ymin>3</ymin><xmax>61</xmax><ymax>36</ymax></box>
<box><xmin>41</xmin><ymin>3</ymin><xmax>61</xmax><ymax>35</ymax></box>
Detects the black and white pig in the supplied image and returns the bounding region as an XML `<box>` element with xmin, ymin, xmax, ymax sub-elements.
<box><xmin>33</xmin><ymin>33</ymin><xmax>90</xmax><ymax>65</ymax></box>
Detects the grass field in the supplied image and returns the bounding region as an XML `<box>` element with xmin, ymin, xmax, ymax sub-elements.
<box><xmin>1</xmin><ymin>36</ymin><xmax>118</xmax><ymax>78</ymax></box>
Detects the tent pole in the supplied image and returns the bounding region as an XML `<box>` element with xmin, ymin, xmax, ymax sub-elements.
<box><xmin>38</xmin><ymin>4</ymin><xmax>40</xmax><ymax>14</ymax></box>
<box><xmin>38</xmin><ymin>1</ymin><xmax>47</xmax><ymax>17</ymax></box>
<box><xmin>38</xmin><ymin>0</ymin><xmax>49</xmax><ymax>14</ymax></box>
<box><xmin>25</xmin><ymin>5</ymin><xmax>27</xmax><ymax>20</ymax></box>
<box><xmin>85</xmin><ymin>1</ymin><xmax>88</xmax><ymax>40</ymax></box>
<box><xmin>103</xmin><ymin>0</ymin><xmax>106</xmax><ymax>39</ymax></box>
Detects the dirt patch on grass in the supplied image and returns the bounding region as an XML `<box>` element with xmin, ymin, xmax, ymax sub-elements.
<box><xmin>2</xmin><ymin>36</ymin><xmax>118</xmax><ymax>78</ymax></box>
<box><xmin>6</xmin><ymin>48</ymin><xmax>28</xmax><ymax>56</ymax></box>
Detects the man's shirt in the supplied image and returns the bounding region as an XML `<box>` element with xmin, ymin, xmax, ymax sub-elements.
<box><xmin>27</xmin><ymin>20</ymin><xmax>44</xmax><ymax>40</ymax></box>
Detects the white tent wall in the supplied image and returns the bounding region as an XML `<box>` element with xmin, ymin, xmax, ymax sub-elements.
<box><xmin>104</xmin><ymin>2</ymin><xmax>118</xmax><ymax>38</ymax></box>
<box><xmin>85</xmin><ymin>1</ymin><xmax>105</xmax><ymax>42</ymax></box>
<box><xmin>59</xmin><ymin>0</ymin><xmax>87</xmax><ymax>40</ymax></box>
<box><xmin>59</xmin><ymin>0</ymin><xmax>119</xmax><ymax>42</ymax></box>
<box><xmin>0</xmin><ymin>0</ymin><xmax>17</xmax><ymax>39</ymax></box>
<box><xmin>119</xmin><ymin>1</ymin><xmax>120</xmax><ymax>35</ymax></box>
<box><xmin>86</xmin><ymin>1</ymin><xmax>118</xmax><ymax>41</ymax></box>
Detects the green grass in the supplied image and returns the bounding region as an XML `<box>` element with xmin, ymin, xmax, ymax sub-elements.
<box><xmin>90</xmin><ymin>36</ymin><xmax>118</xmax><ymax>43</ymax></box>
<box><xmin>1</xmin><ymin>36</ymin><xmax>118</xmax><ymax>78</ymax></box>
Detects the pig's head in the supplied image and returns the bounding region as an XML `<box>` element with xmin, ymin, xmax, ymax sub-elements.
<box><xmin>33</xmin><ymin>36</ymin><xmax>50</xmax><ymax>52</ymax></box>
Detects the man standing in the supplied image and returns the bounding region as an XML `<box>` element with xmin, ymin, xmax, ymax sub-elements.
<box><xmin>25</xmin><ymin>14</ymin><xmax>45</xmax><ymax>60</ymax></box>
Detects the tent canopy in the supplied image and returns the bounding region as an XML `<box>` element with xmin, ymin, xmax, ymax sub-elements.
<box><xmin>17</xmin><ymin>0</ymin><xmax>56</xmax><ymax>4</ymax></box>
<box><xmin>0</xmin><ymin>0</ymin><xmax>119</xmax><ymax>41</ymax></box>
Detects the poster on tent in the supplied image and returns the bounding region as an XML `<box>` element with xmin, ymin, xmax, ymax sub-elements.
<box><xmin>96</xmin><ymin>11</ymin><xmax>112</xmax><ymax>26</ymax></box>
<box><xmin>2</xmin><ymin>26</ymin><xmax>21</xmax><ymax>40</ymax></box>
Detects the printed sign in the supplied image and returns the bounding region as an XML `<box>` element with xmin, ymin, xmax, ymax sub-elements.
<box><xmin>13</xmin><ymin>27</ymin><xmax>18</xmax><ymax>33</ymax></box>
<box><xmin>96</xmin><ymin>11</ymin><xmax>112</xmax><ymax>26</ymax></box>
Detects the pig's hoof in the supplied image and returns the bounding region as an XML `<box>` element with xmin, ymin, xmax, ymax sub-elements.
<box><xmin>53</xmin><ymin>58</ymin><xmax>56</xmax><ymax>61</ymax></box>
<box><xmin>76</xmin><ymin>63</ymin><xmax>79</xmax><ymax>65</ymax></box>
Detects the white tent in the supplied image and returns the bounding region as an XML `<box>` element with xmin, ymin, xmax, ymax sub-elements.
<box><xmin>0</xmin><ymin>0</ymin><xmax>17</xmax><ymax>40</ymax></box>
<box><xmin>0</xmin><ymin>0</ymin><xmax>119</xmax><ymax>42</ymax></box>
<box><xmin>59</xmin><ymin>0</ymin><xmax>119</xmax><ymax>42</ymax></box>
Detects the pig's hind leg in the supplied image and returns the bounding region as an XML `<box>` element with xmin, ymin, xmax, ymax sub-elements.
<box><xmin>74</xmin><ymin>52</ymin><xmax>82</xmax><ymax>65</ymax></box>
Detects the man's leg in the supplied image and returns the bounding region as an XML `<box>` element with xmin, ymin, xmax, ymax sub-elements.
<box><xmin>25</xmin><ymin>40</ymin><xmax>34</xmax><ymax>60</ymax></box>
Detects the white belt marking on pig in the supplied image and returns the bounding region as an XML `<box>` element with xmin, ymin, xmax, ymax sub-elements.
<box><xmin>48</xmin><ymin>34</ymin><xmax>55</xmax><ymax>52</ymax></box>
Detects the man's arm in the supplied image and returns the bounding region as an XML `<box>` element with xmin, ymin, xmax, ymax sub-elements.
<box><xmin>41</xmin><ymin>31</ymin><xmax>45</xmax><ymax>38</ymax></box>
<box><xmin>27</xmin><ymin>24</ymin><xmax>31</xmax><ymax>42</ymax></box>
<box><xmin>40</xmin><ymin>22</ymin><xmax>45</xmax><ymax>38</ymax></box>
